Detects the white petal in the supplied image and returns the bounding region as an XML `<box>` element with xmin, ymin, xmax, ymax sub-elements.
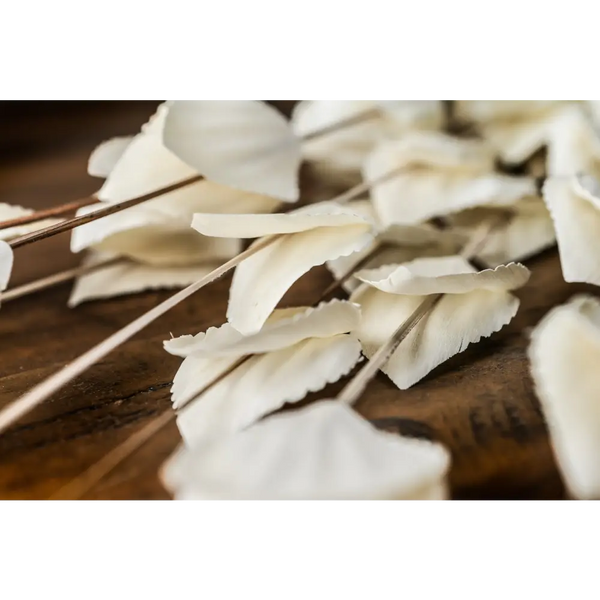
<box><xmin>454</xmin><ymin>100</ymin><xmax>566</xmax><ymax>124</ymax></box>
<box><xmin>364</xmin><ymin>134</ymin><xmax>535</xmax><ymax>226</ymax></box>
<box><xmin>175</xmin><ymin>335</ymin><xmax>362</xmax><ymax>446</ymax></box>
<box><xmin>68</xmin><ymin>253</ymin><xmax>218</xmax><ymax>306</ymax></box>
<box><xmin>193</xmin><ymin>204</ymin><xmax>373</xmax><ymax>334</ymax></box>
<box><xmin>546</xmin><ymin>106</ymin><xmax>600</xmax><ymax>177</ymax></box>
<box><xmin>88</xmin><ymin>136</ymin><xmax>134</xmax><ymax>178</ymax></box>
<box><xmin>71</xmin><ymin>202</ymin><xmax>240</xmax><ymax>267</ymax></box>
<box><xmin>543</xmin><ymin>175</ymin><xmax>600</xmax><ymax>285</ymax></box>
<box><xmin>355</xmin><ymin>255</ymin><xmax>530</xmax><ymax>295</ymax></box>
<box><xmin>0</xmin><ymin>203</ymin><xmax>62</xmax><ymax>241</ymax></box>
<box><xmin>192</xmin><ymin>201</ymin><xmax>372</xmax><ymax>238</ymax></box>
<box><xmin>94</xmin><ymin>104</ymin><xmax>279</xmax><ymax>217</ymax></box>
<box><xmin>351</xmin><ymin>256</ymin><xmax>528</xmax><ymax>389</ymax></box>
<box><xmin>447</xmin><ymin>200</ymin><xmax>556</xmax><ymax>268</ymax></box>
<box><xmin>377</xmin><ymin>101</ymin><xmax>444</xmax><ymax>131</ymax></box>
<box><xmin>161</xmin><ymin>400</ymin><xmax>450</xmax><ymax>500</ymax></box>
<box><xmin>529</xmin><ymin>295</ymin><xmax>600</xmax><ymax>499</ymax></box>
<box><xmin>163</xmin><ymin>101</ymin><xmax>301</xmax><ymax>202</ymax></box>
<box><xmin>0</xmin><ymin>240</ymin><xmax>14</xmax><ymax>293</ymax></box>
<box><xmin>326</xmin><ymin>223</ymin><xmax>465</xmax><ymax>293</ymax></box>
<box><xmin>292</xmin><ymin>101</ymin><xmax>385</xmax><ymax>174</ymax></box>
<box><xmin>164</xmin><ymin>299</ymin><xmax>361</xmax><ymax>358</ymax></box>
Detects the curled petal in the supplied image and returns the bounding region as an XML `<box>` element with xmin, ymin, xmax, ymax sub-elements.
<box><xmin>164</xmin><ymin>101</ymin><xmax>301</xmax><ymax>202</ymax></box>
<box><xmin>162</xmin><ymin>400</ymin><xmax>450</xmax><ymax>500</ymax></box>
<box><xmin>529</xmin><ymin>295</ymin><xmax>600</xmax><ymax>499</ymax></box>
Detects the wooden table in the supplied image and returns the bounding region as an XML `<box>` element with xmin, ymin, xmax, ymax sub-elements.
<box><xmin>0</xmin><ymin>101</ymin><xmax>588</xmax><ymax>500</ymax></box>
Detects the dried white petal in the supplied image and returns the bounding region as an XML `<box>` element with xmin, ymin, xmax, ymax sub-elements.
<box><xmin>326</xmin><ymin>218</ymin><xmax>465</xmax><ymax>293</ymax></box>
<box><xmin>165</xmin><ymin>299</ymin><xmax>361</xmax><ymax>358</ymax></box>
<box><xmin>163</xmin><ymin>101</ymin><xmax>301</xmax><ymax>202</ymax></box>
<box><xmin>351</xmin><ymin>256</ymin><xmax>529</xmax><ymax>389</ymax></box>
<box><xmin>68</xmin><ymin>252</ymin><xmax>218</xmax><ymax>307</ymax></box>
<box><xmin>71</xmin><ymin>202</ymin><xmax>240</xmax><ymax>267</ymax></box>
<box><xmin>161</xmin><ymin>400</ymin><xmax>450</xmax><ymax>500</ymax></box>
<box><xmin>292</xmin><ymin>101</ymin><xmax>443</xmax><ymax>177</ymax></box>
<box><xmin>546</xmin><ymin>105</ymin><xmax>600</xmax><ymax>177</ymax></box>
<box><xmin>455</xmin><ymin>102</ymin><xmax>576</xmax><ymax>165</ymax></box>
<box><xmin>0</xmin><ymin>203</ymin><xmax>62</xmax><ymax>241</ymax></box>
<box><xmin>529</xmin><ymin>295</ymin><xmax>600</xmax><ymax>499</ymax></box>
<box><xmin>193</xmin><ymin>203</ymin><xmax>374</xmax><ymax>334</ymax></box>
<box><xmin>364</xmin><ymin>133</ymin><xmax>536</xmax><ymax>226</ymax></box>
<box><xmin>454</xmin><ymin>101</ymin><xmax>567</xmax><ymax>125</ymax></box>
<box><xmin>542</xmin><ymin>175</ymin><xmax>600</xmax><ymax>285</ymax></box>
<box><xmin>88</xmin><ymin>136</ymin><xmax>133</xmax><ymax>178</ymax></box>
<box><xmin>0</xmin><ymin>240</ymin><xmax>13</xmax><ymax>293</ymax></box>
<box><xmin>175</xmin><ymin>335</ymin><xmax>362</xmax><ymax>446</ymax></box>
<box><xmin>93</xmin><ymin>104</ymin><xmax>280</xmax><ymax>217</ymax></box>
<box><xmin>447</xmin><ymin>200</ymin><xmax>556</xmax><ymax>268</ymax></box>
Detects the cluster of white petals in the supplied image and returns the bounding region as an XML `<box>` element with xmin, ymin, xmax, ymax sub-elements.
<box><xmin>10</xmin><ymin>99</ymin><xmax>597</xmax><ymax>500</ymax></box>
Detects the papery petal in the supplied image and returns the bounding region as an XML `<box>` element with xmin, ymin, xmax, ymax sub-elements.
<box><xmin>454</xmin><ymin>100</ymin><xmax>567</xmax><ymax>125</ymax></box>
<box><xmin>364</xmin><ymin>134</ymin><xmax>535</xmax><ymax>226</ymax></box>
<box><xmin>164</xmin><ymin>101</ymin><xmax>301</xmax><ymax>202</ymax></box>
<box><xmin>543</xmin><ymin>175</ymin><xmax>600</xmax><ymax>285</ymax></box>
<box><xmin>71</xmin><ymin>203</ymin><xmax>240</xmax><ymax>266</ymax></box>
<box><xmin>546</xmin><ymin>105</ymin><xmax>600</xmax><ymax>178</ymax></box>
<box><xmin>529</xmin><ymin>295</ymin><xmax>600</xmax><ymax>499</ymax></box>
<box><xmin>161</xmin><ymin>400</ymin><xmax>450</xmax><ymax>500</ymax></box>
<box><xmin>193</xmin><ymin>204</ymin><xmax>373</xmax><ymax>334</ymax></box>
<box><xmin>351</xmin><ymin>256</ymin><xmax>528</xmax><ymax>389</ymax></box>
<box><xmin>0</xmin><ymin>240</ymin><xmax>13</xmax><ymax>293</ymax></box>
<box><xmin>326</xmin><ymin>223</ymin><xmax>465</xmax><ymax>293</ymax></box>
<box><xmin>164</xmin><ymin>299</ymin><xmax>361</xmax><ymax>358</ymax></box>
<box><xmin>94</xmin><ymin>104</ymin><xmax>280</xmax><ymax>216</ymax></box>
<box><xmin>192</xmin><ymin>201</ymin><xmax>373</xmax><ymax>238</ymax></box>
<box><xmin>292</xmin><ymin>101</ymin><xmax>385</xmax><ymax>174</ymax></box>
<box><xmin>355</xmin><ymin>255</ymin><xmax>530</xmax><ymax>295</ymax></box>
<box><xmin>447</xmin><ymin>200</ymin><xmax>556</xmax><ymax>268</ymax></box>
<box><xmin>175</xmin><ymin>335</ymin><xmax>362</xmax><ymax>446</ymax></box>
<box><xmin>68</xmin><ymin>252</ymin><xmax>219</xmax><ymax>307</ymax></box>
<box><xmin>88</xmin><ymin>136</ymin><xmax>134</xmax><ymax>178</ymax></box>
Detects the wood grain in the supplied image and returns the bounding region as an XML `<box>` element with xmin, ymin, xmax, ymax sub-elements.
<box><xmin>0</xmin><ymin>101</ymin><xmax>589</xmax><ymax>500</ymax></box>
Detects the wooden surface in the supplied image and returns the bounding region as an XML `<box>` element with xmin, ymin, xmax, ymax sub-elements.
<box><xmin>0</xmin><ymin>101</ymin><xmax>590</xmax><ymax>500</ymax></box>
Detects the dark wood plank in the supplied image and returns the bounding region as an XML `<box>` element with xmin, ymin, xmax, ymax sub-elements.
<box><xmin>0</xmin><ymin>101</ymin><xmax>586</xmax><ymax>500</ymax></box>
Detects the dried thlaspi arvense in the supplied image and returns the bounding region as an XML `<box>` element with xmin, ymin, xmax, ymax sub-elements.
<box><xmin>446</xmin><ymin>198</ymin><xmax>556</xmax><ymax>268</ymax></box>
<box><xmin>529</xmin><ymin>295</ymin><xmax>600</xmax><ymax>500</ymax></box>
<box><xmin>90</xmin><ymin>103</ymin><xmax>281</xmax><ymax>215</ymax></box>
<box><xmin>364</xmin><ymin>132</ymin><xmax>537</xmax><ymax>227</ymax></box>
<box><xmin>192</xmin><ymin>202</ymin><xmax>374</xmax><ymax>335</ymax></box>
<box><xmin>163</xmin><ymin>300</ymin><xmax>362</xmax><ymax>446</ymax></box>
<box><xmin>351</xmin><ymin>256</ymin><xmax>530</xmax><ymax>389</ymax></box>
<box><xmin>454</xmin><ymin>101</ymin><xmax>574</xmax><ymax>165</ymax></box>
<box><xmin>291</xmin><ymin>100</ymin><xmax>444</xmax><ymax>181</ymax></box>
<box><xmin>542</xmin><ymin>173</ymin><xmax>600</xmax><ymax>286</ymax></box>
<box><xmin>68</xmin><ymin>201</ymin><xmax>241</xmax><ymax>304</ymax></box>
<box><xmin>161</xmin><ymin>399</ymin><xmax>450</xmax><ymax>500</ymax></box>
<box><xmin>326</xmin><ymin>200</ymin><xmax>465</xmax><ymax>292</ymax></box>
<box><xmin>163</xmin><ymin>101</ymin><xmax>303</xmax><ymax>202</ymax></box>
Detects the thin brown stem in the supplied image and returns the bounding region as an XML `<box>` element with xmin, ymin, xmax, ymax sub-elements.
<box><xmin>8</xmin><ymin>176</ymin><xmax>203</xmax><ymax>249</ymax></box>
<box><xmin>337</xmin><ymin>216</ymin><xmax>504</xmax><ymax>406</ymax></box>
<box><xmin>47</xmin><ymin>233</ymin><xmax>390</xmax><ymax>499</ymax></box>
<box><xmin>1</xmin><ymin>257</ymin><xmax>124</xmax><ymax>303</ymax></box>
<box><xmin>0</xmin><ymin>196</ymin><xmax>100</xmax><ymax>232</ymax></box>
<box><xmin>337</xmin><ymin>294</ymin><xmax>443</xmax><ymax>405</ymax></box>
<box><xmin>49</xmin><ymin>356</ymin><xmax>249</xmax><ymax>500</ymax></box>
<box><xmin>5</xmin><ymin>106</ymin><xmax>379</xmax><ymax>235</ymax></box>
<box><xmin>0</xmin><ymin>235</ymin><xmax>278</xmax><ymax>435</ymax></box>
